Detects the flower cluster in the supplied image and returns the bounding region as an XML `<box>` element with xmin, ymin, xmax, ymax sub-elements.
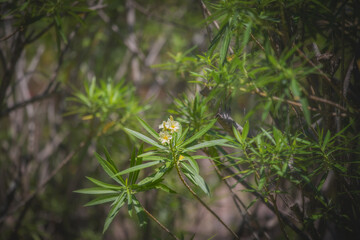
<box><xmin>158</xmin><ymin>116</ymin><xmax>180</xmax><ymax>145</ymax></box>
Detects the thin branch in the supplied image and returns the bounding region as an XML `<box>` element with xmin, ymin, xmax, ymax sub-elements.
<box><xmin>295</xmin><ymin>47</ymin><xmax>358</xmax><ymax>113</ymax></box>
<box><xmin>0</xmin><ymin>89</ymin><xmax>57</xmax><ymax>118</ymax></box>
<box><xmin>140</xmin><ymin>202</ymin><xmax>179</xmax><ymax>240</ymax></box>
<box><xmin>206</xmin><ymin>156</ymin><xmax>260</xmax><ymax>240</ymax></box>
<box><xmin>0</xmin><ymin>26</ymin><xmax>24</xmax><ymax>42</ymax></box>
<box><xmin>0</xmin><ymin>140</ymin><xmax>85</xmax><ymax>223</ymax></box>
<box><xmin>175</xmin><ymin>160</ymin><xmax>240</xmax><ymax>239</ymax></box>
<box><xmin>223</xmin><ymin>167</ymin><xmax>310</xmax><ymax>240</ymax></box>
<box><xmin>25</xmin><ymin>22</ymin><xmax>55</xmax><ymax>44</ymax></box>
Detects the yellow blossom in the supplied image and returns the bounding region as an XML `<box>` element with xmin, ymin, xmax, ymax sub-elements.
<box><xmin>165</xmin><ymin>116</ymin><xmax>180</xmax><ymax>133</ymax></box>
<box><xmin>159</xmin><ymin>131</ymin><xmax>172</xmax><ymax>145</ymax></box>
<box><xmin>159</xmin><ymin>121</ymin><xmax>167</xmax><ymax>130</ymax></box>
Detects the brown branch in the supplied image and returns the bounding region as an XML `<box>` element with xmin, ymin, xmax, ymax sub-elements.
<box><xmin>175</xmin><ymin>160</ymin><xmax>240</xmax><ymax>239</ymax></box>
<box><xmin>0</xmin><ymin>140</ymin><xmax>85</xmax><ymax>223</ymax></box>
<box><xmin>254</xmin><ymin>88</ymin><xmax>348</xmax><ymax>116</ymax></box>
<box><xmin>0</xmin><ymin>26</ymin><xmax>24</xmax><ymax>42</ymax></box>
<box><xmin>140</xmin><ymin>202</ymin><xmax>179</xmax><ymax>240</ymax></box>
<box><xmin>223</xmin><ymin>167</ymin><xmax>310</xmax><ymax>240</ymax></box>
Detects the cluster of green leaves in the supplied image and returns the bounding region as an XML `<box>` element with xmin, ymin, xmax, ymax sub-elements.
<box><xmin>73</xmin><ymin>0</ymin><xmax>360</xmax><ymax>238</ymax></box>
<box><xmin>169</xmin><ymin>93</ymin><xmax>212</xmax><ymax>131</ymax></box>
<box><xmin>76</xmin><ymin>116</ymin><xmax>230</xmax><ymax>232</ymax></box>
<box><xmin>67</xmin><ymin>78</ymin><xmax>144</xmax><ymax>134</ymax></box>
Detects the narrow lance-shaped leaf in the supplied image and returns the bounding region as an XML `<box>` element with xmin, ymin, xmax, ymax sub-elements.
<box><xmin>113</xmin><ymin>160</ymin><xmax>162</xmax><ymax>177</ymax></box>
<box><xmin>233</xmin><ymin>125</ymin><xmax>243</xmax><ymax>144</ymax></box>
<box><xmin>208</xmin><ymin>22</ymin><xmax>228</xmax><ymax>56</ymax></box>
<box><xmin>86</xmin><ymin>177</ymin><xmax>123</xmax><ymax>190</ymax></box>
<box><xmin>124</xmin><ymin>128</ymin><xmax>165</xmax><ymax>150</ymax></box>
<box><xmin>84</xmin><ymin>194</ymin><xmax>119</xmax><ymax>207</ymax></box>
<box><xmin>242</xmin><ymin>121</ymin><xmax>249</xmax><ymax>140</ymax></box>
<box><xmin>131</xmin><ymin>145</ymin><xmax>144</xmax><ymax>184</ymax></box>
<box><xmin>181</xmin><ymin>162</ymin><xmax>210</xmax><ymax>196</ymax></box>
<box><xmin>180</xmin><ymin>119</ymin><xmax>217</xmax><ymax>148</ymax></box>
<box><xmin>220</xmin><ymin>24</ymin><xmax>232</xmax><ymax>66</ymax></box>
<box><xmin>137</xmin><ymin>117</ymin><xmax>159</xmax><ymax>139</ymax></box>
<box><xmin>103</xmin><ymin>192</ymin><xmax>126</xmax><ymax>233</ymax></box>
<box><xmin>128</xmin><ymin>147</ymin><xmax>137</xmax><ymax>184</ymax></box>
<box><xmin>74</xmin><ymin>187</ymin><xmax>118</xmax><ymax>195</ymax></box>
<box><xmin>184</xmin><ymin>139</ymin><xmax>229</xmax><ymax>152</ymax></box>
<box><xmin>132</xmin><ymin>196</ymin><xmax>148</xmax><ymax>227</ymax></box>
<box><xmin>95</xmin><ymin>152</ymin><xmax>125</xmax><ymax>186</ymax></box>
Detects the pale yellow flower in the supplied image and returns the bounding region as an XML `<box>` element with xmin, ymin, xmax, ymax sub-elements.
<box><xmin>159</xmin><ymin>131</ymin><xmax>172</xmax><ymax>145</ymax></box>
<box><xmin>165</xmin><ymin>116</ymin><xmax>180</xmax><ymax>133</ymax></box>
<box><xmin>159</xmin><ymin>121</ymin><xmax>167</xmax><ymax>130</ymax></box>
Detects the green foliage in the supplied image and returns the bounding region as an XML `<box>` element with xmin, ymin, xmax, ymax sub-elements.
<box><xmin>76</xmin><ymin>116</ymin><xmax>231</xmax><ymax>232</ymax></box>
<box><xmin>67</xmin><ymin>77</ymin><xmax>144</xmax><ymax>135</ymax></box>
<box><xmin>2</xmin><ymin>0</ymin><xmax>360</xmax><ymax>239</ymax></box>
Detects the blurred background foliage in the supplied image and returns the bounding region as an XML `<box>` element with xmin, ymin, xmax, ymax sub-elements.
<box><xmin>0</xmin><ymin>0</ymin><xmax>360</xmax><ymax>239</ymax></box>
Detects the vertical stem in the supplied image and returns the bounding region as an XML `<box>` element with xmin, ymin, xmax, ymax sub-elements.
<box><xmin>268</xmin><ymin>192</ymin><xmax>290</xmax><ymax>240</ymax></box>
<box><xmin>175</xmin><ymin>160</ymin><xmax>240</xmax><ymax>240</ymax></box>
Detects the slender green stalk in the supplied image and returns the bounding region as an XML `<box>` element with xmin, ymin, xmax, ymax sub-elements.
<box><xmin>174</xmin><ymin>160</ymin><xmax>240</xmax><ymax>240</ymax></box>
<box><xmin>140</xmin><ymin>202</ymin><xmax>179</xmax><ymax>240</ymax></box>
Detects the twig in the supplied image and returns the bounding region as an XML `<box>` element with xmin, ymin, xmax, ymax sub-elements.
<box><xmin>25</xmin><ymin>22</ymin><xmax>54</xmax><ymax>44</ymax></box>
<box><xmin>140</xmin><ymin>202</ymin><xmax>179</xmax><ymax>240</ymax></box>
<box><xmin>0</xmin><ymin>91</ymin><xmax>58</xmax><ymax>117</ymax></box>
<box><xmin>206</xmin><ymin>155</ymin><xmax>260</xmax><ymax>240</ymax></box>
<box><xmin>175</xmin><ymin>159</ymin><xmax>240</xmax><ymax>239</ymax></box>
<box><xmin>223</xmin><ymin>168</ymin><xmax>310</xmax><ymax>240</ymax></box>
<box><xmin>0</xmin><ymin>26</ymin><xmax>24</xmax><ymax>42</ymax></box>
<box><xmin>0</xmin><ymin>141</ymin><xmax>85</xmax><ymax>223</ymax></box>
<box><xmin>295</xmin><ymin>47</ymin><xmax>358</xmax><ymax>113</ymax></box>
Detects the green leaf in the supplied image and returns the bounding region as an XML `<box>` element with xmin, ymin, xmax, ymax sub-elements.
<box><xmin>137</xmin><ymin>117</ymin><xmax>159</xmax><ymax>139</ymax></box>
<box><xmin>129</xmin><ymin>148</ymin><xmax>137</xmax><ymax>184</ymax></box>
<box><xmin>74</xmin><ymin>187</ymin><xmax>118</xmax><ymax>195</ymax></box>
<box><xmin>300</xmin><ymin>97</ymin><xmax>311</xmax><ymax>124</ymax></box>
<box><xmin>127</xmin><ymin>188</ymin><xmax>133</xmax><ymax>217</ymax></box>
<box><xmin>177</xmin><ymin>127</ymin><xmax>189</xmax><ymax>145</ymax></box>
<box><xmin>184</xmin><ymin>139</ymin><xmax>228</xmax><ymax>152</ymax></box>
<box><xmin>95</xmin><ymin>152</ymin><xmax>125</xmax><ymax>186</ymax></box>
<box><xmin>103</xmin><ymin>192</ymin><xmax>126</xmax><ymax>233</ymax></box>
<box><xmin>183</xmin><ymin>154</ymin><xmax>199</xmax><ymax>173</ymax></box>
<box><xmin>322</xmin><ymin>130</ymin><xmax>331</xmax><ymax>150</ymax></box>
<box><xmin>261</xmin><ymin>128</ymin><xmax>275</xmax><ymax>145</ymax></box>
<box><xmin>113</xmin><ymin>161</ymin><xmax>162</xmax><ymax>177</ymax></box>
<box><xmin>181</xmin><ymin>162</ymin><xmax>210</xmax><ymax>196</ymax></box>
<box><xmin>155</xmin><ymin>183</ymin><xmax>177</xmax><ymax>193</ymax></box>
<box><xmin>137</xmin><ymin>151</ymin><xmax>157</xmax><ymax>158</ymax></box>
<box><xmin>86</xmin><ymin>177</ymin><xmax>123</xmax><ymax>190</ymax></box>
<box><xmin>180</xmin><ymin>119</ymin><xmax>217</xmax><ymax>148</ymax></box>
<box><xmin>124</xmin><ymin>128</ymin><xmax>165</xmax><ymax>149</ymax></box>
<box><xmin>208</xmin><ymin>23</ymin><xmax>228</xmax><ymax>56</ymax></box>
<box><xmin>137</xmin><ymin>162</ymin><xmax>173</xmax><ymax>185</ymax></box>
<box><xmin>241</xmin><ymin>21</ymin><xmax>252</xmax><ymax>50</ymax></box>
<box><xmin>84</xmin><ymin>194</ymin><xmax>118</xmax><ymax>207</ymax></box>
<box><xmin>242</xmin><ymin>121</ymin><xmax>249</xmax><ymax>140</ymax></box>
<box><xmin>220</xmin><ymin>24</ymin><xmax>232</xmax><ymax>65</ymax></box>
<box><xmin>142</xmin><ymin>156</ymin><xmax>167</xmax><ymax>161</ymax></box>
<box><xmin>132</xmin><ymin>196</ymin><xmax>147</xmax><ymax>227</ymax></box>
<box><xmin>233</xmin><ymin>125</ymin><xmax>243</xmax><ymax>144</ymax></box>
<box><xmin>131</xmin><ymin>145</ymin><xmax>144</xmax><ymax>184</ymax></box>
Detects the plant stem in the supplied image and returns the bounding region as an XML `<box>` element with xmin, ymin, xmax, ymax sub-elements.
<box><xmin>175</xmin><ymin>160</ymin><xmax>240</xmax><ymax>240</ymax></box>
<box><xmin>140</xmin><ymin>202</ymin><xmax>179</xmax><ymax>240</ymax></box>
